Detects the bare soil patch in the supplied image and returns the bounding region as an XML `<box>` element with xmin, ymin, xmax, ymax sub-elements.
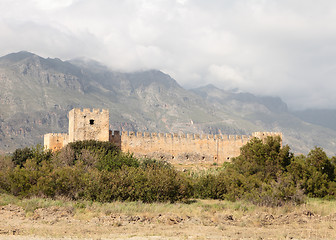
<box><xmin>1</xmin><ymin>197</ymin><xmax>336</xmax><ymax>239</ymax></box>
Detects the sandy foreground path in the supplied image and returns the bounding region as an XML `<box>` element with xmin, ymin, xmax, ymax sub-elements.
<box><xmin>1</xmin><ymin>203</ymin><xmax>336</xmax><ymax>240</ymax></box>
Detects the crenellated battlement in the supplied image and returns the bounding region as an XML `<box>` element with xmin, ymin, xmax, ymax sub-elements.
<box><xmin>117</xmin><ymin>131</ymin><xmax>253</xmax><ymax>142</ymax></box>
<box><xmin>45</xmin><ymin>108</ymin><xmax>283</xmax><ymax>164</ymax></box>
<box><xmin>111</xmin><ymin>130</ymin><xmax>273</xmax><ymax>163</ymax></box>
<box><xmin>72</xmin><ymin>108</ymin><xmax>109</xmax><ymax>115</ymax></box>
<box><xmin>252</xmin><ymin>132</ymin><xmax>282</xmax><ymax>145</ymax></box>
<box><xmin>68</xmin><ymin>108</ymin><xmax>109</xmax><ymax>142</ymax></box>
<box><xmin>252</xmin><ymin>131</ymin><xmax>282</xmax><ymax>137</ymax></box>
<box><xmin>44</xmin><ymin>133</ymin><xmax>68</xmax><ymax>137</ymax></box>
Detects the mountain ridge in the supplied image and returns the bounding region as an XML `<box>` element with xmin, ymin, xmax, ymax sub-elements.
<box><xmin>0</xmin><ymin>51</ymin><xmax>335</xmax><ymax>155</ymax></box>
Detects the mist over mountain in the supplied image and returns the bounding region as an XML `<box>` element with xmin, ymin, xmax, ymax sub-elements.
<box><xmin>0</xmin><ymin>51</ymin><xmax>335</xmax><ymax>156</ymax></box>
<box><xmin>292</xmin><ymin>109</ymin><xmax>336</xmax><ymax>132</ymax></box>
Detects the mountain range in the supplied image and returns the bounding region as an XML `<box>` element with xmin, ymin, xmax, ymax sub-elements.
<box><xmin>0</xmin><ymin>51</ymin><xmax>335</xmax><ymax>155</ymax></box>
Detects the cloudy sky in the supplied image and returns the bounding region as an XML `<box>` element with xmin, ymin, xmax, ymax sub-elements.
<box><xmin>1</xmin><ymin>0</ymin><xmax>336</xmax><ymax>109</ymax></box>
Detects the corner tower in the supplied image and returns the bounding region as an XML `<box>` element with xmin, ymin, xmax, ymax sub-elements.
<box><xmin>68</xmin><ymin>108</ymin><xmax>109</xmax><ymax>142</ymax></box>
<box><xmin>252</xmin><ymin>132</ymin><xmax>283</xmax><ymax>146</ymax></box>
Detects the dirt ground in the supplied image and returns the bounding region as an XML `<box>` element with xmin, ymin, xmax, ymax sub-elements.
<box><xmin>1</xmin><ymin>202</ymin><xmax>336</xmax><ymax>240</ymax></box>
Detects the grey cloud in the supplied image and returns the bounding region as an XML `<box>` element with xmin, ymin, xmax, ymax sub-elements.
<box><xmin>1</xmin><ymin>0</ymin><xmax>336</xmax><ymax>109</ymax></box>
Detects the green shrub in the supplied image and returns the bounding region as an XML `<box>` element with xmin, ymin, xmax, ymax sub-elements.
<box><xmin>287</xmin><ymin>148</ymin><xmax>336</xmax><ymax>199</ymax></box>
<box><xmin>54</xmin><ymin>140</ymin><xmax>138</xmax><ymax>171</ymax></box>
<box><xmin>2</xmin><ymin>139</ymin><xmax>336</xmax><ymax>206</ymax></box>
<box><xmin>2</xmin><ymin>142</ymin><xmax>191</xmax><ymax>203</ymax></box>
<box><xmin>11</xmin><ymin>145</ymin><xmax>52</xmax><ymax>167</ymax></box>
<box><xmin>97</xmin><ymin>152</ymin><xmax>139</xmax><ymax>171</ymax></box>
<box><xmin>232</xmin><ymin>136</ymin><xmax>293</xmax><ymax>183</ymax></box>
<box><xmin>306</xmin><ymin>147</ymin><xmax>335</xmax><ymax>181</ymax></box>
<box><xmin>193</xmin><ymin>136</ymin><xmax>306</xmax><ymax>206</ymax></box>
<box><xmin>0</xmin><ymin>155</ymin><xmax>13</xmax><ymax>192</ymax></box>
<box><xmin>66</xmin><ymin>140</ymin><xmax>119</xmax><ymax>163</ymax></box>
<box><xmin>11</xmin><ymin>147</ymin><xmax>33</xmax><ymax>167</ymax></box>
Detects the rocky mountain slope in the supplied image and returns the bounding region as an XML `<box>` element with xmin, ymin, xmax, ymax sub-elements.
<box><xmin>0</xmin><ymin>51</ymin><xmax>335</xmax><ymax>155</ymax></box>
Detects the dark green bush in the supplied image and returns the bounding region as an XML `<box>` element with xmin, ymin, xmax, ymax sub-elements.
<box><xmin>12</xmin><ymin>147</ymin><xmax>33</xmax><ymax>167</ymax></box>
<box><xmin>2</xmin><ymin>139</ymin><xmax>336</xmax><ymax>205</ymax></box>
<box><xmin>193</xmin><ymin>136</ymin><xmax>307</xmax><ymax>206</ymax></box>
<box><xmin>66</xmin><ymin>140</ymin><xmax>119</xmax><ymax>163</ymax></box>
<box><xmin>232</xmin><ymin>136</ymin><xmax>293</xmax><ymax>182</ymax></box>
<box><xmin>306</xmin><ymin>147</ymin><xmax>335</xmax><ymax>181</ymax></box>
<box><xmin>54</xmin><ymin>140</ymin><xmax>139</xmax><ymax>171</ymax></box>
<box><xmin>97</xmin><ymin>151</ymin><xmax>139</xmax><ymax>171</ymax></box>
<box><xmin>1</xmin><ymin>142</ymin><xmax>191</xmax><ymax>203</ymax></box>
<box><xmin>287</xmin><ymin>148</ymin><xmax>336</xmax><ymax>198</ymax></box>
<box><xmin>11</xmin><ymin>145</ymin><xmax>52</xmax><ymax>167</ymax></box>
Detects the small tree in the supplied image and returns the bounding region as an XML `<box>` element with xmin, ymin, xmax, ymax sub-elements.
<box><xmin>232</xmin><ymin>136</ymin><xmax>293</xmax><ymax>182</ymax></box>
<box><xmin>12</xmin><ymin>145</ymin><xmax>52</xmax><ymax>167</ymax></box>
<box><xmin>306</xmin><ymin>147</ymin><xmax>335</xmax><ymax>181</ymax></box>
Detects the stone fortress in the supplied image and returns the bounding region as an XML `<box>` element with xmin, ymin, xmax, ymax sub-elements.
<box><xmin>44</xmin><ymin>108</ymin><xmax>282</xmax><ymax>164</ymax></box>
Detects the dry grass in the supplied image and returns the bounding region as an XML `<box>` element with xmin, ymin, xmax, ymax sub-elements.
<box><xmin>1</xmin><ymin>193</ymin><xmax>336</xmax><ymax>218</ymax></box>
<box><xmin>1</xmin><ymin>193</ymin><xmax>336</xmax><ymax>239</ymax></box>
<box><xmin>0</xmin><ymin>193</ymin><xmax>256</xmax><ymax>218</ymax></box>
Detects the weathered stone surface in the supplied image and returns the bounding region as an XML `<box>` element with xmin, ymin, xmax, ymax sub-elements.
<box><xmin>45</xmin><ymin>108</ymin><xmax>282</xmax><ymax>164</ymax></box>
<box><xmin>45</xmin><ymin>108</ymin><xmax>109</xmax><ymax>151</ymax></box>
<box><xmin>68</xmin><ymin>108</ymin><xmax>109</xmax><ymax>142</ymax></box>
<box><xmin>44</xmin><ymin>133</ymin><xmax>69</xmax><ymax>152</ymax></box>
<box><xmin>119</xmin><ymin>131</ymin><xmax>281</xmax><ymax>163</ymax></box>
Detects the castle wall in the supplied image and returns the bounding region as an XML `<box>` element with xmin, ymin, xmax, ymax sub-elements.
<box><xmin>110</xmin><ymin>130</ymin><xmax>121</xmax><ymax>148</ymax></box>
<box><xmin>111</xmin><ymin>132</ymin><xmax>260</xmax><ymax>164</ymax></box>
<box><xmin>252</xmin><ymin>132</ymin><xmax>283</xmax><ymax>146</ymax></box>
<box><xmin>112</xmin><ymin>131</ymin><xmax>282</xmax><ymax>164</ymax></box>
<box><xmin>45</xmin><ymin>108</ymin><xmax>282</xmax><ymax>164</ymax></box>
<box><xmin>44</xmin><ymin>133</ymin><xmax>69</xmax><ymax>152</ymax></box>
<box><xmin>68</xmin><ymin>108</ymin><xmax>109</xmax><ymax>142</ymax></box>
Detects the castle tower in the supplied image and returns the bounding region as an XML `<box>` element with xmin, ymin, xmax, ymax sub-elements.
<box><xmin>68</xmin><ymin>108</ymin><xmax>110</xmax><ymax>142</ymax></box>
<box><xmin>44</xmin><ymin>133</ymin><xmax>69</xmax><ymax>151</ymax></box>
<box><xmin>252</xmin><ymin>132</ymin><xmax>283</xmax><ymax>146</ymax></box>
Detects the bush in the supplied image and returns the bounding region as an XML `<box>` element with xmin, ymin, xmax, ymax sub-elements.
<box><xmin>11</xmin><ymin>145</ymin><xmax>52</xmax><ymax>167</ymax></box>
<box><xmin>54</xmin><ymin>140</ymin><xmax>139</xmax><ymax>171</ymax></box>
<box><xmin>97</xmin><ymin>152</ymin><xmax>139</xmax><ymax>171</ymax></box>
<box><xmin>2</xmin><ymin>139</ymin><xmax>336</xmax><ymax>205</ymax></box>
<box><xmin>66</xmin><ymin>140</ymin><xmax>119</xmax><ymax>163</ymax></box>
<box><xmin>12</xmin><ymin>147</ymin><xmax>33</xmax><ymax>167</ymax></box>
<box><xmin>287</xmin><ymin>148</ymin><xmax>336</xmax><ymax>199</ymax></box>
<box><xmin>1</xmin><ymin>142</ymin><xmax>192</xmax><ymax>203</ymax></box>
<box><xmin>193</xmin><ymin>136</ymin><xmax>307</xmax><ymax>206</ymax></box>
<box><xmin>232</xmin><ymin>136</ymin><xmax>293</xmax><ymax>182</ymax></box>
<box><xmin>306</xmin><ymin>147</ymin><xmax>335</xmax><ymax>181</ymax></box>
<box><xmin>0</xmin><ymin>155</ymin><xmax>14</xmax><ymax>192</ymax></box>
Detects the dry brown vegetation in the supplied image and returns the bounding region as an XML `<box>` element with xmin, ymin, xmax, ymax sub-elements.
<box><xmin>1</xmin><ymin>194</ymin><xmax>336</xmax><ymax>240</ymax></box>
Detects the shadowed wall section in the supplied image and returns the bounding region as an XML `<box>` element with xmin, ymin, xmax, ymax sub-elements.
<box><xmin>44</xmin><ymin>133</ymin><xmax>69</xmax><ymax>152</ymax></box>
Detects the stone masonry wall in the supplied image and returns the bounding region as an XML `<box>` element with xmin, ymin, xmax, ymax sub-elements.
<box><xmin>68</xmin><ymin>108</ymin><xmax>109</xmax><ymax>142</ymax></box>
<box><xmin>252</xmin><ymin>132</ymin><xmax>283</xmax><ymax>146</ymax></box>
<box><xmin>45</xmin><ymin>108</ymin><xmax>109</xmax><ymax>151</ymax></box>
<box><xmin>44</xmin><ymin>133</ymin><xmax>69</xmax><ymax>152</ymax></box>
<box><xmin>45</xmin><ymin>108</ymin><xmax>282</xmax><ymax>164</ymax></box>
<box><xmin>111</xmin><ymin>131</ymin><xmax>282</xmax><ymax>164</ymax></box>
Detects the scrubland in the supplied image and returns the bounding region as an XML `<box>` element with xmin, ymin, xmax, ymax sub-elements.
<box><xmin>1</xmin><ymin>137</ymin><xmax>336</xmax><ymax>239</ymax></box>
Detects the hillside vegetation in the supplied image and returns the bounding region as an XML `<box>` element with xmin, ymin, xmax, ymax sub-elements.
<box><xmin>1</xmin><ymin>137</ymin><xmax>335</xmax><ymax>206</ymax></box>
